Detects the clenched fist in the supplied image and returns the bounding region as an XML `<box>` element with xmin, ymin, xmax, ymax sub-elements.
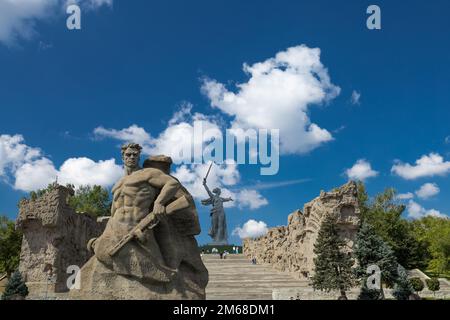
<box><xmin>153</xmin><ymin>203</ymin><xmax>166</xmax><ymax>216</ymax></box>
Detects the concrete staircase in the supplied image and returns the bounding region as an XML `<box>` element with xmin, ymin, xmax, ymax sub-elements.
<box><xmin>203</xmin><ymin>254</ymin><xmax>309</xmax><ymax>300</ymax></box>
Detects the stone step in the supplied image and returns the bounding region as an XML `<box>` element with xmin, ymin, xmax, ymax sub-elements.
<box><xmin>204</xmin><ymin>254</ymin><xmax>306</xmax><ymax>300</ymax></box>
<box><xmin>203</xmin><ymin>253</ymin><xmax>247</xmax><ymax>259</ymax></box>
<box><xmin>207</xmin><ymin>284</ymin><xmax>310</xmax><ymax>290</ymax></box>
<box><xmin>208</xmin><ymin>276</ymin><xmax>304</xmax><ymax>281</ymax></box>
<box><xmin>206</xmin><ymin>294</ymin><xmax>273</xmax><ymax>300</ymax></box>
<box><xmin>202</xmin><ymin>257</ymin><xmax>248</xmax><ymax>261</ymax></box>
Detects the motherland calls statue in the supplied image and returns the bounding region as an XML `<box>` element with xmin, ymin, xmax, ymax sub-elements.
<box><xmin>70</xmin><ymin>144</ymin><xmax>208</xmax><ymax>300</ymax></box>
<box><xmin>201</xmin><ymin>163</ymin><xmax>232</xmax><ymax>245</ymax></box>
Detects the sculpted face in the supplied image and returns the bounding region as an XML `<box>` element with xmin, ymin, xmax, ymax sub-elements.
<box><xmin>123</xmin><ymin>147</ymin><xmax>141</xmax><ymax>170</ymax></box>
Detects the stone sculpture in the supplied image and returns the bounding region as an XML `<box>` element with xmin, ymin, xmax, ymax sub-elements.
<box><xmin>70</xmin><ymin>144</ymin><xmax>208</xmax><ymax>300</ymax></box>
<box><xmin>201</xmin><ymin>164</ymin><xmax>232</xmax><ymax>245</ymax></box>
<box><xmin>16</xmin><ymin>183</ymin><xmax>106</xmax><ymax>298</ymax></box>
<box><xmin>243</xmin><ymin>181</ymin><xmax>360</xmax><ymax>279</ymax></box>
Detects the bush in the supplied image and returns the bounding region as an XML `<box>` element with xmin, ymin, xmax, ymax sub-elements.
<box><xmin>410</xmin><ymin>277</ymin><xmax>424</xmax><ymax>293</ymax></box>
<box><xmin>425</xmin><ymin>278</ymin><xmax>440</xmax><ymax>295</ymax></box>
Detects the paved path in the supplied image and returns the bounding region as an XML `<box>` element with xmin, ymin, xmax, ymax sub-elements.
<box><xmin>203</xmin><ymin>254</ymin><xmax>309</xmax><ymax>300</ymax></box>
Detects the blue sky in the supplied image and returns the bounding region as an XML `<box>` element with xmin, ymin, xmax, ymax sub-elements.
<box><xmin>0</xmin><ymin>0</ymin><xmax>449</xmax><ymax>245</ymax></box>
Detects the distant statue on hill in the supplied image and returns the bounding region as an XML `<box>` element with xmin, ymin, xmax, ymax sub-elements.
<box><xmin>201</xmin><ymin>166</ymin><xmax>232</xmax><ymax>245</ymax></box>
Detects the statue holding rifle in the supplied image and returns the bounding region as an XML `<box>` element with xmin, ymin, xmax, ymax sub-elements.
<box><xmin>70</xmin><ymin>144</ymin><xmax>208</xmax><ymax>300</ymax></box>
<box><xmin>201</xmin><ymin>162</ymin><xmax>233</xmax><ymax>245</ymax></box>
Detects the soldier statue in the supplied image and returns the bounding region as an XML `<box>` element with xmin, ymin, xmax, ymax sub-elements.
<box><xmin>71</xmin><ymin>144</ymin><xmax>208</xmax><ymax>300</ymax></box>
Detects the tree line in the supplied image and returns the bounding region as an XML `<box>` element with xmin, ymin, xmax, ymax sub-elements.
<box><xmin>311</xmin><ymin>182</ymin><xmax>449</xmax><ymax>299</ymax></box>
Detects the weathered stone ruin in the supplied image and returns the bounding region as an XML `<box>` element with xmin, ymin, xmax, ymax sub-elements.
<box><xmin>16</xmin><ymin>184</ymin><xmax>106</xmax><ymax>298</ymax></box>
<box><xmin>243</xmin><ymin>181</ymin><xmax>360</xmax><ymax>279</ymax></box>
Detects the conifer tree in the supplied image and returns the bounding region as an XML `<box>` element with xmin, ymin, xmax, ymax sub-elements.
<box><xmin>354</xmin><ymin>222</ymin><xmax>398</xmax><ymax>300</ymax></box>
<box><xmin>1</xmin><ymin>270</ymin><xmax>28</xmax><ymax>300</ymax></box>
<box><xmin>392</xmin><ymin>264</ymin><xmax>413</xmax><ymax>300</ymax></box>
<box><xmin>311</xmin><ymin>214</ymin><xmax>356</xmax><ymax>299</ymax></box>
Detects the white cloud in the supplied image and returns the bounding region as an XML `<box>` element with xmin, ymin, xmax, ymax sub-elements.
<box><xmin>57</xmin><ymin>157</ymin><xmax>122</xmax><ymax>188</ymax></box>
<box><xmin>232</xmin><ymin>219</ymin><xmax>269</xmax><ymax>239</ymax></box>
<box><xmin>78</xmin><ymin>0</ymin><xmax>113</xmax><ymax>9</ymax></box>
<box><xmin>415</xmin><ymin>183</ymin><xmax>440</xmax><ymax>200</ymax></box>
<box><xmin>0</xmin><ymin>134</ymin><xmax>42</xmax><ymax>177</ymax></box>
<box><xmin>0</xmin><ymin>0</ymin><xmax>112</xmax><ymax>45</ymax></box>
<box><xmin>392</xmin><ymin>153</ymin><xmax>450</xmax><ymax>180</ymax></box>
<box><xmin>345</xmin><ymin>159</ymin><xmax>379</xmax><ymax>181</ymax></box>
<box><xmin>445</xmin><ymin>136</ymin><xmax>450</xmax><ymax>144</ymax></box>
<box><xmin>173</xmin><ymin>162</ymin><xmax>268</xmax><ymax>210</ymax></box>
<box><xmin>235</xmin><ymin>189</ymin><xmax>268</xmax><ymax>210</ymax></box>
<box><xmin>150</xmin><ymin>113</ymin><xmax>222</xmax><ymax>164</ymax></box>
<box><xmin>407</xmin><ymin>200</ymin><xmax>447</xmax><ymax>220</ymax></box>
<box><xmin>14</xmin><ymin>157</ymin><xmax>123</xmax><ymax>192</ymax></box>
<box><xmin>95</xmin><ymin>106</ymin><xmax>269</xmax><ymax>210</ymax></box>
<box><xmin>201</xmin><ymin>45</ymin><xmax>340</xmax><ymax>155</ymax></box>
<box><xmin>350</xmin><ymin>90</ymin><xmax>361</xmax><ymax>105</ymax></box>
<box><xmin>1</xmin><ymin>133</ymin><xmax>122</xmax><ymax>192</ymax></box>
<box><xmin>94</xmin><ymin>124</ymin><xmax>153</xmax><ymax>153</ymax></box>
<box><xmin>94</xmin><ymin>103</ymin><xmax>223</xmax><ymax>165</ymax></box>
<box><xmin>243</xmin><ymin>179</ymin><xmax>310</xmax><ymax>191</ymax></box>
<box><xmin>395</xmin><ymin>192</ymin><xmax>414</xmax><ymax>200</ymax></box>
<box><xmin>14</xmin><ymin>158</ymin><xmax>58</xmax><ymax>191</ymax></box>
<box><xmin>173</xmin><ymin>161</ymin><xmax>239</xmax><ymax>201</ymax></box>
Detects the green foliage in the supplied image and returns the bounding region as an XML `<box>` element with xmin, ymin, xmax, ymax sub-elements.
<box><xmin>410</xmin><ymin>277</ymin><xmax>424</xmax><ymax>293</ymax></box>
<box><xmin>25</xmin><ymin>183</ymin><xmax>111</xmax><ymax>217</ymax></box>
<box><xmin>356</xmin><ymin>181</ymin><xmax>369</xmax><ymax>217</ymax></box>
<box><xmin>67</xmin><ymin>185</ymin><xmax>111</xmax><ymax>217</ymax></box>
<box><xmin>0</xmin><ymin>216</ymin><xmax>22</xmax><ymax>276</ymax></box>
<box><xmin>358</xmin><ymin>285</ymin><xmax>383</xmax><ymax>300</ymax></box>
<box><xmin>354</xmin><ymin>222</ymin><xmax>399</xmax><ymax>300</ymax></box>
<box><xmin>425</xmin><ymin>278</ymin><xmax>440</xmax><ymax>293</ymax></box>
<box><xmin>392</xmin><ymin>265</ymin><xmax>413</xmax><ymax>300</ymax></box>
<box><xmin>411</xmin><ymin>217</ymin><xmax>450</xmax><ymax>276</ymax></box>
<box><xmin>1</xmin><ymin>271</ymin><xmax>28</xmax><ymax>300</ymax></box>
<box><xmin>27</xmin><ymin>183</ymin><xmax>58</xmax><ymax>202</ymax></box>
<box><xmin>311</xmin><ymin>214</ymin><xmax>356</xmax><ymax>298</ymax></box>
<box><xmin>357</xmin><ymin>183</ymin><xmax>431</xmax><ymax>270</ymax></box>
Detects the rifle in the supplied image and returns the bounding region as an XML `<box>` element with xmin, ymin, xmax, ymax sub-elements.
<box><xmin>108</xmin><ymin>195</ymin><xmax>190</xmax><ymax>257</ymax></box>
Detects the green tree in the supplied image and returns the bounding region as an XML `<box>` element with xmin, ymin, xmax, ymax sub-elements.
<box><xmin>0</xmin><ymin>216</ymin><xmax>22</xmax><ymax>276</ymax></box>
<box><xmin>425</xmin><ymin>278</ymin><xmax>440</xmax><ymax>296</ymax></box>
<box><xmin>354</xmin><ymin>222</ymin><xmax>399</xmax><ymax>300</ymax></box>
<box><xmin>410</xmin><ymin>277</ymin><xmax>424</xmax><ymax>294</ymax></box>
<box><xmin>357</xmin><ymin>183</ymin><xmax>430</xmax><ymax>269</ymax></box>
<box><xmin>68</xmin><ymin>185</ymin><xmax>111</xmax><ymax>217</ymax></box>
<box><xmin>27</xmin><ymin>183</ymin><xmax>58</xmax><ymax>202</ymax></box>
<box><xmin>311</xmin><ymin>214</ymin><xmax>356</xmax><ymax>300</ymax></box>
<box><xmin>411</xmin><ymin>216</ymin><xmax>450</xmax><ymax>276</ymax></box>
<box><xmin>1</xmin><ymin>271</ymin><xmax>28</xmax><ymax>300</ymax></box>
<box><xmin>392</xmin><ymin>265</ymin><xmax>413</xmax><ymax>300</ymax></box>
<box><xmin>25</xmin><ymin>184</ymin><xmax>111</xmax><ymax>218</ymax></box>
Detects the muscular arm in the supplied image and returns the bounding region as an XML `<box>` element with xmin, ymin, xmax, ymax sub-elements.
<box><xmin>147</xmin><ymin>170</ymin><xmax>181</xmax><ymax>207</ymax></box>
<box><xmin>221</xmin><ymin>197</ymin><xmax>233</xmax><ymax>202</ymax></box>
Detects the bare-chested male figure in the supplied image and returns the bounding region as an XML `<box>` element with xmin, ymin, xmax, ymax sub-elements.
<box><xmin>111</xmin><ymin>143</ymin><xmax>179</xmax><ymax>224</ymax></box>
<box><xmin>74</xmin><ymin>144</ymin><xmax>208</xmax><ymax>299</ymax></box>
<box><xmin>90</xmin><ymin>143</ymin><xmax>181</xmax><ymax>282</ymax></box>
